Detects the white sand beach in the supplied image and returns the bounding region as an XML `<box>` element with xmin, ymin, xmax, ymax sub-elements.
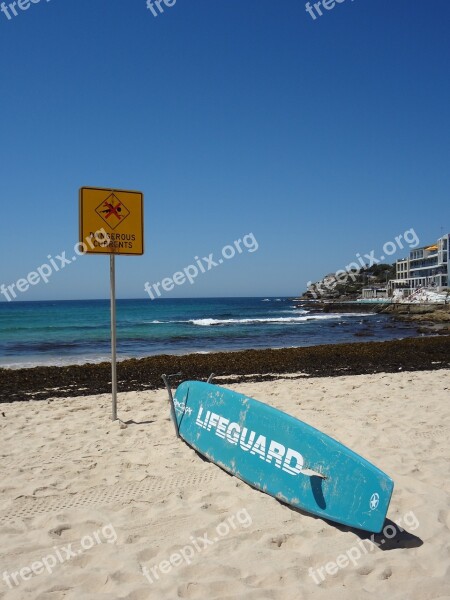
<box><xmin>0</xmin><ymin>369</ymin><xmax>449</xmax><ymax>600</ymax></box>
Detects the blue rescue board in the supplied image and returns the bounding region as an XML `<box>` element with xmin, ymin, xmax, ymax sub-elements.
<box><xmin>173</xmin><ymin>381</ymin><xmax>393</xmax><ymax>533</ymax></box>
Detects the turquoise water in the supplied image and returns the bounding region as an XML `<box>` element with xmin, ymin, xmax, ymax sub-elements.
<box><xmin>0</xmin><ymin>298</ymin><xmax>419</xmax><ymax>368</ymax></box>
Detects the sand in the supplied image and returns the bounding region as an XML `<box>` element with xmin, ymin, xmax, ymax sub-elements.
<box><xmin>0</xmin><ymin>369</ymin><xmax>449</xmax><ymax>599</ymax></box>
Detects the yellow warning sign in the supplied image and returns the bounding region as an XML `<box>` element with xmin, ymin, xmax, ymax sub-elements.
<box><xmin>79</xmin><ymin>187</ymin><xmax>144</xmax><ymax>255</ymax></box>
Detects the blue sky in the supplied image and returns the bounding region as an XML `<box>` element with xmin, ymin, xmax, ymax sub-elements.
<box><xmin>0</xmin><ymin>0</ymin><xmax>449</xmax><ymax>300</ymax></box>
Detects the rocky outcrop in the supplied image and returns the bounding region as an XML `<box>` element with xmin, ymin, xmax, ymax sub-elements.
<box><xmin>383</xmin><ymin>304</ymin><xmax>450</xmax><ymax>334</ymax></box>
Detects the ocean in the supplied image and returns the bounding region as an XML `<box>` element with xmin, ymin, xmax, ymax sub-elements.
<box><xmin>0</xmin><ymin>298</ymin><xmax>420</xmax><ymax>369</ymax></box>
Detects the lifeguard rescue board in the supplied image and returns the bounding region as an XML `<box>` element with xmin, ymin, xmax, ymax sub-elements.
<box><xmin>172</xmin><ymin>381</ymin><xmax>393</xmax><ymax>533</ymax></box>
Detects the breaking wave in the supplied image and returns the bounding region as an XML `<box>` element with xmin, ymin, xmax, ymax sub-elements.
<box><xmin>189</xmin><ymin>315</ymin><xmax>349</xmax><ymax>326</ymax></box>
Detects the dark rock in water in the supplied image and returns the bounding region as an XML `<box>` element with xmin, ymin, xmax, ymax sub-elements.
<box><xmin>0</xmin><ymin>336</ymin><xmax>449</xmax><ymax>404</ymax></box>
<box><xmin>354</xmin><ymin>330</ymin><xmax>375</xmax><ymax>337</ymax></box>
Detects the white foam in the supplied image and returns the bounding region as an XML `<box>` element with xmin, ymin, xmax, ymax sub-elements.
<box><xmin>189</xmin><ymin>315</ymin><xmax>352</xmax><ymax>326</ymax></box>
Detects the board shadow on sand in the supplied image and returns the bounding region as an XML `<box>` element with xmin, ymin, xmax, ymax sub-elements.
<box><xmin>188</xmin><ymin>451</ymin><xmax>421</xmax><ymax>551</ymax></box>
<box><xmin>283</xmin><ymin>501</ymin><xmax>423</xmax><ymax>551</ymax></box>
<box><xmin>191</xmin><ymin>453</ymin><xmax>422</xmax><ymax>550</ymax></box>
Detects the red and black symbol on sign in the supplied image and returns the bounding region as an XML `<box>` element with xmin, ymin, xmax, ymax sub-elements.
<box><xmin>95</xmin><ymin>193</ymin><xmax>130</xmax><ymax>230</ymax></box>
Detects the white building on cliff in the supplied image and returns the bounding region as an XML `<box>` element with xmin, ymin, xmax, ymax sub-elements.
<box><xmin>389</xmin><ymin>233</ymin><xmax>449</xmax><ymax>295</ymax></box>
